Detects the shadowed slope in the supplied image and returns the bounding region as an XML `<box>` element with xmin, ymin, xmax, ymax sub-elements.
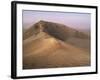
<box><xmin>23</xmin><ymin>20</ymin><xmax>89</xmax><ymax>40</ymax></box>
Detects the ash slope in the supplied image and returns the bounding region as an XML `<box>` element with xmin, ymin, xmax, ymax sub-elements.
<box><xmin>23</xmin><ymin>20</ymin><xmax>90</xmax><ymax>69</ymax></box>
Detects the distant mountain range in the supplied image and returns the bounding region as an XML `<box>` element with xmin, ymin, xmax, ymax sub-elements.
<box><xmin>23</xmin><ymin>20</ymin><xmax>90</xmax><ymax>69</ymax></box>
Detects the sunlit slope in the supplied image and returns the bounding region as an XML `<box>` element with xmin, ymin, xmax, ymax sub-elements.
<box><xmin>23</xmin><ymin>32</ymin><xmax>90</xmax><ymax>69</ymax></box>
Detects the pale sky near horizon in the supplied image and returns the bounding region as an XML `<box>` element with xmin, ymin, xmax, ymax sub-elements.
<box><xmin>23</xmin><ymin>10</ymin><xmax>91</xmax><ymax>32</ymax></box>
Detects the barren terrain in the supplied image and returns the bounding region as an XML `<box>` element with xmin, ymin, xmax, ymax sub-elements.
<box><xmin>23</xmin><ymin>20</ymin><xmax>90</xmax><ymax>69</ymax></box>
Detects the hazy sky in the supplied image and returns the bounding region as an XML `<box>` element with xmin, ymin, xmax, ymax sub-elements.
<box><xmin>23</xmin><ymin>10</ymin><xmax>91</xmax><ymax>32</ymax></box>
